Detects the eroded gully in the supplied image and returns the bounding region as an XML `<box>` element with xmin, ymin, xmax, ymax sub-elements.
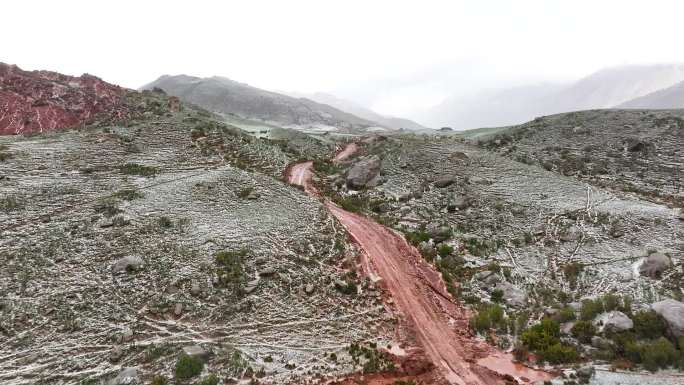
<box><xmin>285</xmin><ymin>143</ymin><xmax>553</xmax><ymax>385</ymax></box>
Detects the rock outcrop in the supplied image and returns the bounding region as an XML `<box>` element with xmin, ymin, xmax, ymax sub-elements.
<box><xmin>0</xmin><ymin>63</ymin><xmax>130</xmax><ymax>135</ymax></box>
<box><xmin>652</xmin><ymin>299</ymin><xmax>684</xmax><ymax>337</ymax></box>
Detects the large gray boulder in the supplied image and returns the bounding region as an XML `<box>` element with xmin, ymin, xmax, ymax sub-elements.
<box><xmin>112</xmin><ymin>256</ymin><xmax>144</xmax><ymax>274</ymax></box>
<box><xmin>434</xmin><ymin>177</ymin><xmax>456</xmax><ymax>188</ymax></box>
<box><xmin>639</xmin><ymin>252</ymin><xmax>671</xmax><ymax>278</ymax></box>
<box><xmin>346</xmin><ymin>155</ymin><xmax>381</xmax><ymax>190</ymax></box>
<box><xmin>108</xmin><ymin>367</ymin><xmax>139</xmax><ymax>385</ymax></box>
<box><xmin>494</xmin><ymin>282</ymin><xmax>527</xmax><ymax>308</ymax></box>
<box><xmin>594</xmin><ymin>311</ymin><xmax>633</xmax><ymax>332</ymax></box>
<box><xmin>652</xmin><ymin>299</ymin><xmax>684</xmax><ymax>337</ymax></box>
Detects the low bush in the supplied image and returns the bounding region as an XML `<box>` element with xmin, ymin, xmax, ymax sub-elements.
<box><xmin>150</xmin><ymin>376</ymin><xmax>168</xmax><ymax>385</ymax></box>
<box><xmin>113</xmin><ymin>189</ymin><xmax>143</xmax><ymax>201</ymax></box>
<box><xmin>437</xmin><ymin>243</ymin><xmax>454</xmax><ymax>257</ymax></box>
<box><xmin>471</xmin><ymin>303</ymin><xmax>507</xmax><ymax>334</ymax></box>
<box><xmin>632</xmin><ymin>310</ymin><xmax>667</xmax><ymax>340</ymax></box>
<box><xmin>521</xmin><ymin>318</ymin><xmax>578</xmax><ymax>364</ymax></box>
<box><xmin>175</xmin><ymin>354</ymin><xmax>204</xmax><ymax>380</ymax></box>
<box><xmin>118</xmin><ymin>163</ymin><xmax>159</xmax><ymax>177</ymax></box>
<box><xmin>215</xmin><ymin>250</ymin><xmax>247</xmax><ymax>294</ymax></box>
<box><xmin>198</xmin><ymin>374</ymin><xmax>219</xmax><ymax>385</ymax></box>
<box><xmin>571</xmin><ymin>320</ymin><xmax>596</xmax><ymax>344</ymax></box>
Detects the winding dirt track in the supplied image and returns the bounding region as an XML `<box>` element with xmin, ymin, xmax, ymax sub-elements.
<box><xmin>286</xmin><ymin>144</ymin><xmax>552</xmax><ymax>385</ymax></box>
<box><xmin>333</xmin><ymin>143</ymin><xmax>358</xmax><ymax>163</ymax></box>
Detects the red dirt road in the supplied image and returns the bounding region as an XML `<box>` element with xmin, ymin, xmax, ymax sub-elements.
<box><xmin>286</xmin><ymin>158</ymin><xmax>552</xmax><ymax>385</ymax></box>
<box><xmin>333</xmin><ymin>143</ymin><xmax>358</xmax><ymax>163</ymax></box>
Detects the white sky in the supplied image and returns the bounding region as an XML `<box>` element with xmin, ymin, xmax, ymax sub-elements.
<box><xmin>3</xmin><ymin>0</ymin><xmax>684</xmax><ymax>117</ymax></box>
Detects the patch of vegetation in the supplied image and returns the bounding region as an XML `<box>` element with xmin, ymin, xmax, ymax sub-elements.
<box><xmin>144</xmin><ymin>344</ymin><xmax>174</xmax><ymax>362</ymax></box>
<box><xmin>579</xmin><ymin>294</ymin><xmax>631</xmax><ymax>321</ymax></box>
<box><xmin>215</xmin><ymin>250</ymin><xmax>247</xmax><ymax>295</ymax></box>
<box><xmin>157</xmin><ymin>216</ymin><xmax>174</xmax><ymax>229</ymax></box>
<box><xmin>226</xmin><ymin>350</ymin><xmax>251</xmax><ymax>377</ymax></box>
<box><xmin>470</xmin><ymin>303</ymin><xmax>507</xmax><ymax>334</ymax></box>
<box><xmin>571</xmin><ymin>320</ymin><xmax>596</xmax><ymax>344</ymax></box>
<box><xmin>175</xmin><ymin>354</ymin><xmax>204</xmax><ymax>380</ymax></box>
<box><xmin>332</xmin><ymin>194</ymin><xmax>368</xmax><ymax>213</ymax></box>
<box><xmin>150</xmin><ymin>376</ymin><xmax>168</xmax><ymax>385</ymax></box>
<box><xmin>94</xmin><ymin>199</ymin><xmax>121</xmax><ymax>217</ymax></box>
<box><xmin>632</xmin><ymin>310</ymin><xmax>667</xmax><ymax>340</ymax></box>
<box><xmin>335</xmin><ymin>278</ymin><xmax>358</xmax><ymax>295</ymax></box>
<box><xmin>113</xmin><ymin>188</ymin><xmax>143</xmax><ymax>201</ymax></box>
<box><xmin>198</xmin><ymin>374</ymin><xmax>219</xmax><ymax>385</ymax></box>
<box><xmin>405</xmin><ymin>229</ymin><xmax>430</xmax><ymax>246</ymax></box>
<box><xmin>0</xmin><ymin>145</ymin><xmax>13</xmax><ymax>162</ymax></box>
<box><xmin>521</xmin><ymin>318</ymin><xmax>578</xmax><ymax>364</ymax></box>
<box><xmin>237</xmin><ymin>187</ymin><xmax>254</xmax><ymax>199</ymax></box>
<box><xmin>490</xmin><ymin>289</ymin><xmax>504</xmax><ymax>304</ymax></box>
<box><xmin>437</xmin><ymin>243</ymin><xmax>454</xmax><ymax>257</ymax></box>
<box><xmin>348</xmin><ymin>342</ymin><xmax>395</xmax><ymax>373</ymax></box>
<box><xmin>0</xmin><ymin>194</ymin><xmax>23</xmax><ymax>212</ymax></box>
<box><xmin>312</xmin><ymin>159</ymin><xmax>340</xmax><ymax>175</ymax></box>
<box><xmin>118</xmin><ymin>163</ymin><xmax>159</xmax><ymax>177</ymax></box>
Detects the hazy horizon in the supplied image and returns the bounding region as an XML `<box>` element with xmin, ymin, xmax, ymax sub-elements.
<box><xmin>5</xmin><ymin>0</ymin><xmax>684</xmax><ymax>125</ymax></box>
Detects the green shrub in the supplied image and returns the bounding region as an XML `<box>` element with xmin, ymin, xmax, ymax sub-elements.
<box><xmin>571</xmin><ymin>320</ymin><xmax>596</xmax><ymax>343</ymax></box>
<box><xmin>0</xmin><ymin>195</ymin><xmax>23</xmax><ymax>212</ymax></box>
<box><xmin>437</xmin><ymin>243</ymin><xmax>454</xmax><ymax>257</ymax></box>
<box><xmin>215</xmin><ymin>250</ymin><xmax>247</xmax><ymax>294</ymax></box>
<box><xmin>118</xmin><ymin>163</ymin><xmax>159</xmax><ymax>177</ymax></box>
<box><xmin>405</xmin><ymin>230</ymin><xmax>430</xmax><ymax>246</ymax></box>
<box><xmin>640</xmin><ymin>338</ymin><xmax>678</xmax><ymax>372</ymax></box>
<box><xmin>471</xmin><ymin>304</ymin><xmax>506</xmax><ymax>334</ymax></box>
<box><xmin>580</xmin><ymin>298</ymin><xmax>604</xmax><ymax>321</ymax></box>
<box><xmin>175</xmin><ymin>354</ymin><xmax>204</xmax><ymax>380</ymax></box>
<box><xmin>237</xmin><ymin>187</ymin><xmax>254</xmax><ymax>199</ymax></box>
<box><xmin>563</xmin><ymin>262</ymin><xmax>584</xmax><ymax>289</ymax></box>
<box><xmin>150</xmin><ymin>376</ymin><xmax>168</xmax><ymax>385</ymax></box>
<box><xmin>335</xmin><ymin>279</ymin><xmax>358</xmax><ymax>295</ymax></box>
<box><xmin>157</xmin><ymin>216</ymin><xmax>173</xmax><ymax>229</ymax></box>
<box><xmin>556</xmin><ymin>306</ymin><xmax>576</xmax><ymax>323</ymax></box>
<box><xmin>198</xmin><ymin>374</ymin><xmax>219</xmax><ymax>385</ymax></box>
<box><xmin>521</xmin><ymin>318</ymin><xmax>560</xmax><ymax>352</ymax></box>
<box><xmin>490</xmin><ymin>289</ymin><xmax>504</xmax><ymax>303</ymax></box>
<box><xmin>113</xmin><ymin>189</ymin><xmax>143</xmax><ymax>201</ymax></box>
<box><xmin>520</xmin><ymin>318</ymin><xmax>579</xmax><ymax>364</ymax></box>
<box><xmin>632</xmin><ymin>310</ymin><xmax>667</xmax><ymax>340</ymax></box>
<box><xmin>538</xmin><ymin>342</ymin><xmax>579</xmax><ymax>364</ymax></box>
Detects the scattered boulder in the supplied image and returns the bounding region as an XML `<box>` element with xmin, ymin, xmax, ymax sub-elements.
<box><xmin>494</xmin><ymin>282</ymin><xmax>527</xmax><ymax>308</ymax></box>
<box><xmin>346</xmin><ymin>156</ymin><xmax>381</xmax><ymax>190</ymax></box>
<box><xmin>639</xmin><ymin>252</ymin><xmax>671</xmax><ymax>278</ymax></box>
<box><xmin>112</xmin><ymin>256</ymin><xmax>144</xmax><ymax>274</ymax></box>
<box><xmin>434</xmin><ymin>177</ymin><xmax>456</xmax><ymax>188</ymax></box>
<box><xmin>591</xmin><ymin>336</ymin><xmax>614</xmax><ymax>350</ymax></box>
<box><xmin>183</xmin><ymin>345</ymin><xmax>210</xmax><ymax>361</ymax></box>
<box><xmin>651</xmin><ymin>299</ymin><xmax>684</xmax><ymax>337</ymax></box>
<box><xmin>576</xmin><ymin>365</ymin><xmax>595</xmax><ymax>380</ymax></box>
<box><xmin>305</xmin><ymin>284</ymin><xmax>315</xmax><ymax>295</ymax></box>
<box><xmin>109</xmin><ymin>346</ymin><xmax>124</xmax><ymax>362</ymax></box>
<box><xmin>594</xmin><ymin>311</ymin><xmax>633</xmax><ymax>333</ymax></box>
<box><xmin>446</xmin><ymin>195</ymin><xmax>469</xmax><ymax>212</ymax></box>
<box><xmin>425</xmin><ymin>223</ymin><xmax>451</xmax><ymax>243</ymax></box>
<box><xmin>472</xmin><ymin>271</ymin><xmax>501</xmax><ymax>286</ymax></box>
<box><xmin>560</xmin><ymin>226</ymin><xmax>581</xmax><ymax>242</ymax></box>
<box><xmin>189</xmin><ymin>281</ymin><xmax>201</xmax><ymax>296</ymax></box>
<box><xmin>108</xmin><ymin>367</ymin><xmax>139</xmax><ymax>385</ymax></box>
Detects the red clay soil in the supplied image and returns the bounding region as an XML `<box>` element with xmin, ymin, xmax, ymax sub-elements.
<box><xmin>286</xmin><ymin>158</ymin><xmax>553</xmax><ymax>385</ymax></box>
<box><xmin>0</xmin><ymin>63</ymin><xmax>131</xmax><ymax>135</ymax></box>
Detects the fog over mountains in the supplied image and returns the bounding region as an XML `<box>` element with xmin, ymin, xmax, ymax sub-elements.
<box><xmin>419</xmin><ymin>63</ymin><xmax>684</xmax><ymax>130</ymax></box>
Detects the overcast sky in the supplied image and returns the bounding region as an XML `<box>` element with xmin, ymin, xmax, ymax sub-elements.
<box><xmin>4</xmin><ymin>0</ymin><xmax>684</xmax><ymax>117</ymax></box>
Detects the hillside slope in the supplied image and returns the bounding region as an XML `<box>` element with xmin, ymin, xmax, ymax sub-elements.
<box><xmin>142</xmin><ymin>75</ymin><xmax>383</xmax><ymax>132</ymax></box>
<box><xmin>289</xmin><ymin>92</ymin><xmax>429</xmax><ymax>130</ymax></box>
<box><xmin>477</xmin><ymin>109</ymin><xmax>684</xmax><ymax>207</ymax></box>
<box><xmin>618</xmin><ymin>80</ymin><xmax>684</xmax><ymax>109</ymax></box>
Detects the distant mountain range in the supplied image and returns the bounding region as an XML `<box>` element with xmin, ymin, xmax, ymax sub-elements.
<box><xmin>618</xmin><ymin>80</ymin><xmax>684</xmax><ymax>109</ymax></box>
<box><xmin>422</xmin><ymin>64</ymin><xmax>684</xmax><ymax>130</ymax></box>
<box><xmin>142</xmin><ymin>75</ymin><xmax>398</xmax><ymax>132</ymax></box>
<box><xmin>285</xmin><ymin>92</ymin><xmax>428</xmax><ymax>131</ymax></box>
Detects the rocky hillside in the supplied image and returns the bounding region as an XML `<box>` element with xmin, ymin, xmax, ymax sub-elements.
<box><xmin>0</xmin><ymin>63</ymin><xmax>134</xmax><ymax>135</ymax></box>
<box><xmin>476</xmin><ymin>109</ymin><xmax>684</xmax><ymax>207</ymax></box>
<box><xmin>142</xmin><ymin>75</ymin><xmax>383</xmax><ymax>132</ymax></box>
<box><xmin>619</xmin><ymin>80</ymin><xmax>684</xmax><ymax>109</ymax></box>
